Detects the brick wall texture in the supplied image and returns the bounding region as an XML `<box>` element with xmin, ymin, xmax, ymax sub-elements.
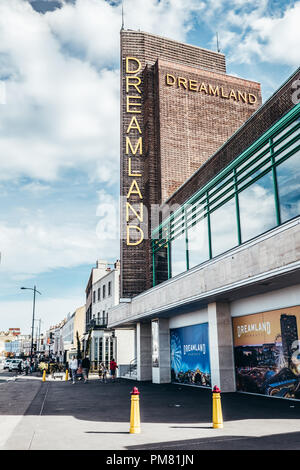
<box><xmin>120</xmin><ymin>30</ymin><xmax>262</xmax><ymax>298</ymax></box>
<box><xmin>165</xmin><ymin>68</ymin><xmax>300</xmax><ymax>209</ymax></box>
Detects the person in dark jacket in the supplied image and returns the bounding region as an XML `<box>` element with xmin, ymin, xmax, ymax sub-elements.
<box><xmin>81</xmin><ymin>355</ymin><xmax>90</xmax><ymax>383</ymax></box>
<box><xmin>17</xmin><ymin>360</ymin><xmax>23</xmax><ymax>375</ymax></box>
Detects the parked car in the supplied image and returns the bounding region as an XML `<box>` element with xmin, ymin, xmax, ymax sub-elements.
<box><xmin>8</xmin><ymin>359</ymin><xmax>23</xmax><ymax>372</ymax></box>
<box><xmin>3</xmin><ymin>358</ymin><xmax>14</xmax><ymax>369</ymax></box>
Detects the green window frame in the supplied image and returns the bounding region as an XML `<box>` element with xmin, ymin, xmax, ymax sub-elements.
<box><xmin>152</xmin><ymin>104</ymin><xmax>300</xmax><ymax>286</ymax></box>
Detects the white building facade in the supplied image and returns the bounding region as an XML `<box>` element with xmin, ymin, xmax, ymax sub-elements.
<box><xmin>86</xmin><ymin>260</ymin><xmax>135</xmax><ymax>374</ymax></box>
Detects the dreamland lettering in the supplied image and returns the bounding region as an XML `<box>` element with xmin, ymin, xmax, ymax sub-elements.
<box><xmin>166</xmin><ymin>73</ymin><xmax>257</xmax><ymax>104</ymax></box>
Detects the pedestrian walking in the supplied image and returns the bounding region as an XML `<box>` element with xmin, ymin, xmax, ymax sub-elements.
<box><xmin>98</xmin><ymin>362</ymin><xmax>107</xmax><ymax>383</ymax></box>
<box><xmin>69</xmin><ymin>356</ymin><xmax>78</xmax><ymax>384</ymax></box>
<box><xmin>17</xmin><ymin>360</ymin><xmax>22</xmax><ymax>375</ymax></box>
<box><xmin>109</xmin><ymin>358</ymin><xmax>118</xmax><ymax>382</ymax></box>
<box><xmin>81</xmin><ymin>355</ymin><xmax>90</xmax><ymax>383</ymax></box>
<box><xmin>98</xmin><ymin>362</ymin><xmax>104</xmax><ymax>381</ymax></box>
<box><xmin>24</xmin><ymin>359</ymin><xmax>29</xmax><ymax>376</ymax></box>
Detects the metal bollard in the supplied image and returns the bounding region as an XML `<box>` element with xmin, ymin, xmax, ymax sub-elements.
<box><xmin>65</xmin><ymin>369</ymin><xmax>69</xmax><ymax>381</ymax></box>
<box><xmin>42</xmin><ymin>370</ymin><xmax>46</xmax><ymax>382</ymax></box>
<box><xmin>129</xmin><ymin>386</ymin><xmax>141</xmax><ymax>434</ymax></box>
<box><xmin>212</xmin><ymin>385</ymin><xmax>223</xmax><ymax>428</ymax></box>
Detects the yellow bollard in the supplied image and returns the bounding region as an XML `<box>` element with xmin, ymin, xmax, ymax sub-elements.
<box><xmin>129</xmin><ymin>387</ymin><xmax>141</xmax><ymax>434</ymax></box>
<box><xmin>212</xmin><ymin>385</ymin><xmax>223</xmax><ymax>428</ymax></box>
<box><xmin>42</xmin><ymin>370</ymin><xmax>46</xmax><ymax>382</ymax></box>
<box><xmin>65</xmin><ymin>369</ymin><xmax>69</xmax><ymax>381</ymax></box>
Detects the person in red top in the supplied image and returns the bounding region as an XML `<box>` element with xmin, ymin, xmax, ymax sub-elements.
<box><xmin>109</xmin><ymin>358</ymin><xmax>118</xmax><ymax>382</ymax></box>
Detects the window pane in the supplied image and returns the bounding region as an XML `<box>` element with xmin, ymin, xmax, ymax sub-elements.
<box><xmin>210</xmin><ymin>198</ymin><xmax>238</xmax><ymax>256</ymax></box>
<box><xmin>239</xmin><ymin>170</ymin><xmax>276</xmax><ymax>242</ymax></box>
<box><xmin>154</xmin><ymin>245</ymin><xmax>168</xmax><ymax>285</ymax></box>
<box><xmin>277</xmin><ymin>151</ymin><xmax>300</xmax><ymax>223</ymax></box>
<box><xmin>237</xmin><ymin>158</ymin><xmax>271</xmax><ymax>190</ymax></box>
<box><xmin>170</xmin><ymin>233</ymin><xmax>187</xmax><ymax>277</ymax></box>
<box><xmin>274</xmin><ymin>140</ymin><xmax>299</xmax><ymax>160</ymax></box>
<box><xmin>273</xmin><ymin>118</ymin><xmax>300</xmax><ymax>143</ymax></box>
<box><xmin>237</xmin><ymin>143</ymin><xmax>269</xmax><ymax>171</ymax></box>
<box><xmin>188</xmin><ymin>218</ymin><xmax>209</xmax><ymax>268</ymax></box>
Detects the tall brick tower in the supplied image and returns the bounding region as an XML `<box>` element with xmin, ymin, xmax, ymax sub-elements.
<box><xmin>120</xmin><ymin>30</ymin><xmax>261</xmax><ymax>298</ymax></box>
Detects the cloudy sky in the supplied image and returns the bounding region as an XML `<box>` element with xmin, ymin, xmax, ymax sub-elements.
<box><xmin>0</xmin><ymin>0</ymin><xmax>299</xmax><ymax>334</ymax></box>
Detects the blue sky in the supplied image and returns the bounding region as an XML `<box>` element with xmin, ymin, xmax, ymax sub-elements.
<box><xmin>0</xmin><ymin>0</ymin><xmax>299</xmax><ymax>334</ymax></box>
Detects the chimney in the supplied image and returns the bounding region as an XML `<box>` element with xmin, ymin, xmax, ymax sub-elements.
<box><xmin>96</xmin><ymin>260</ymin><xmax>108</xmax><ymax>270</ymax></box>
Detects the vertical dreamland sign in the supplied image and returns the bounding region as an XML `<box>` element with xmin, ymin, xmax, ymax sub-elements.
<box><xmin>120</xmin><ymin>52</ymin><xmax>148</xmax><ymax>297</ymax></box>
<box><xmin>232</xmin><ymin>306</ymin><xmax>300</xmax><ymax>399</ymax></box>
<box><xmin>124</xmin><ymin>56</ymin><xmax>144</xmax><ymax>247</ymax></box>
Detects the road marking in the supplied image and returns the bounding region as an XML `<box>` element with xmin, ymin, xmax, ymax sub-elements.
<box><xmin>28</xmin><ymin>383</ymin><xmax>50</xmax><ymax>450</ymax></box>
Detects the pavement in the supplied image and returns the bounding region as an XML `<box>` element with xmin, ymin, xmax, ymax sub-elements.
<box><xmin>1</xmin><ymin>369</ymin><xmax>300</xmax><ymax>451</ymax></box>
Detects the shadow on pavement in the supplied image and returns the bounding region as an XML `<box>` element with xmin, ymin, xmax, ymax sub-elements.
<box><xmin>126</xmin><ymin>431</ymin><xmax>300</xmax><ymax>450</ymax></box>
<box><xmin>19</xmin><ymin>378</ymin><xmax>300</xmax><ymax>424</ymax></box>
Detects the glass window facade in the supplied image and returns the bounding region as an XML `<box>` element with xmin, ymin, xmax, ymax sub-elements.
<box><xmin>170</xmin><ymin>233</ymin><xmax>186</xmax><ymax>277</ymax></box>
<box><xmin>277</xmin><ymin>150</ymin><xmax>300</xmax><ymax>223</ymax></box>
<box><xmin>239</xmin><ymin>170</ymin><xmax>277</xmax><ymax>242</ymax></box>
<box><xmin>154</xmin><ymin>244</ymin><xmax>168</xmax><ymax>285</ymax></box>
<box><xmin>188</xmin><ymin>217</ymin><xmax>209</xmax><ymax>268</ymax></box>
<box><xmin>152</xmin><ymin>106</ymin><xmax>300</xmax><ymax>286</ymax></box>
<box><xmin>210</xmin><ymin>197</ymin><xmax>238</xmax><ymax>256</ymax></box>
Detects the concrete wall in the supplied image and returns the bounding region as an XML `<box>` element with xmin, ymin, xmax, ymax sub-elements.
<box><xmin>108</xmin><ymin>217</ymin><xmax>300</xmax><ymax>328</ymax></box>
<box><xmin>136</xmin><ymin>323</ymin><xmax>152</xmax><ymax>381</ymax></box>
<box><xmin>115</xmin><ymin>329</ymin><xmax>135</xmax><ymax>365</ymax></box>
<box><xmin>169</xmin><ymin>308</ymin><xmax>208</xmax><ymax>329</ymax></box>
<box><xmin>230</xmin><ymin>284</ymin><xmax>300</xmax><ymax>317</ymax></box>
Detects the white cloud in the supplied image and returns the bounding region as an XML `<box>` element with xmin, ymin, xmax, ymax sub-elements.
<box><xmin>0</xmin><ymin>0</ymin><xmax>120</xmax><ymax>183</ymax></box>
<box><xmin>251</xmin><ymin>3</ymin><xmax>300</xmax><ymax>66</ymax></box>
<box><xmin>0</xmin><ymin>0</ymin><xmax>202</xmax><ymax>185</ymax></box>
<box><xmin>0</xmin><ymin>206</ymin><xmax>119</xmax><ymax>278</ymax></box>
<box><xmin>46</xmin><ymin>0</ymin><xmax>204</xmax><ymax>67</ymax></box>
<box><xmin>0</xmin><ymin>297</ymin><xmax>85</xmax><ymax>334</ymax></box>
<box><xmin>21</xmin><ymin>182</ymin><xmax>52</xmax><ymax>194</ymax></box>
<box><xmin>205</xmin><ymin>1</ymin><xmax>300</xmax><ymax>66</ymax></box>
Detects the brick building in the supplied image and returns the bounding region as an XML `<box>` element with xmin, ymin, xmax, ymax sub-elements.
<box><xmin>112</xmin><ymin>29</ymin><xmax>300</xmax><ymax>401</ymax></box>
<box><xmin>120</xmin><ymin>30</ymin><xmax>261</xmax><ymax>298</ymax></box>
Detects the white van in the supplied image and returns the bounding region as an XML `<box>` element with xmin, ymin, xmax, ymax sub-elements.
<box><xmin>3</xmin><ymin>358</ymin><xmax>14</xmax><ymax>370</ymax></box>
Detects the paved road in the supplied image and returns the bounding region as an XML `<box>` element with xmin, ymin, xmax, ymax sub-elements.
<box><xmin>1</xmin><ymin>368</ymin><xmax>300</xmax><ymax>450</ymax></box>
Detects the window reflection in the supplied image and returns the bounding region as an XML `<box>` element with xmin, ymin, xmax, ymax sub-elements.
<box><xmin>239</xmin><ymin>170</ymin><xmax>276</xmax><ymax>242</ymax></box>
<box><xmin>155</xmin><ymin>245</ymin><xmax>169</xmax><ymax>285</ymax></box>
<box><xmin>277</xmin><ymin>151</ymin><xmax>300</xmax><ymax>223</ymax></box>
<box><xmin>170</xmin><ymin>233</ymin><xmax>187</xmax><ymax>277</ymax></box>
<box><xmin>210</xmin><ymin>198</ymin><xmax>238</xmax><ymax>256</ymax></box>
<box><xmin>188</xmin><ymin>217</ymin><xmax>209</xmax><ymax>268</ymax></box>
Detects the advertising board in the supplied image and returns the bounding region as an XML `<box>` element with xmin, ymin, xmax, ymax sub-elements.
<box><xmin>233</xmin><ymin>306</ymin><xmax>300</xmax><ymax>399</ymax></box>
<box><xmin>170</xmin><ymin>323</ymin><xmax>211</xmax><ymax>387</ymax></box>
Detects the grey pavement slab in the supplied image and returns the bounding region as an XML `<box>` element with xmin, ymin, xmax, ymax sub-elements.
<box><xmin>1</xmin><ymin>372</ymin><xmax>300</xmax><ymax>450</ymax></box>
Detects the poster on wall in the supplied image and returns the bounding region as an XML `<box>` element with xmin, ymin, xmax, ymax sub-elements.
<box><xmin>233</xmin><ymin>306</ymin><xmax>300</xmax><ymax>399</ymax></box>
<box><xmin>170</xmin><ymin>323</ymin><xmax>211</xmax><ymax>387</ymax></box>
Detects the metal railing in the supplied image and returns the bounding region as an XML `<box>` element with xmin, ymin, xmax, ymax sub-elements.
<box><xmin>87</xmin><ymin>316</ymin><xmax>108</xmax><ymax>330</ymax></box>
<box><xmin>129</xmin><ymin>357</ymin><xmax>137</xmax><ymax>377</ymax></box>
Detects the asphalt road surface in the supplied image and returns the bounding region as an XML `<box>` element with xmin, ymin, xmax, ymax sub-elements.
<box><xmin>1</xmin><ymin>367</ymin><xmax>300</xmax><ymax>451</ymax></box>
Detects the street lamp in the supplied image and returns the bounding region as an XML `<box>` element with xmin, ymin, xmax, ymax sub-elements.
<box><xmin>20</xmin><ymin>286</ymin><xmax>42</xmax><ymax>363</ymax></box>
<box><xmin>35</xmin><ymin>319</ymin><xmax>43</xmax><ymax>355</ymax></box>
